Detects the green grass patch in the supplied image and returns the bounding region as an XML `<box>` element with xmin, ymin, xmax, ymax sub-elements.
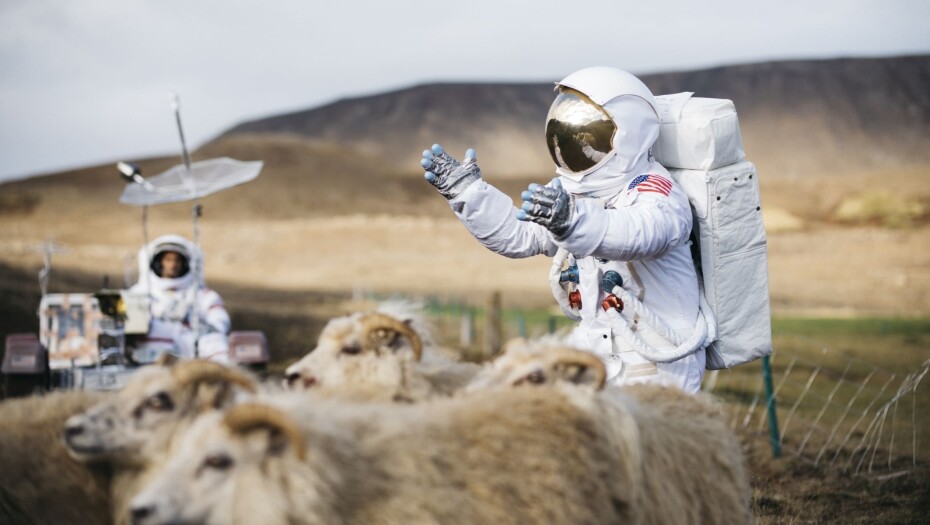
<box><xmin>772</xmin><ymin>317</ymin><xmax>930</xmax><ymax>338</ymax></box>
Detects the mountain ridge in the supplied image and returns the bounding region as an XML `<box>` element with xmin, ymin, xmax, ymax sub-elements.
<box><xmin>219</xmin><ymin>54</ymin><xmax>930</xmax><ymax>179</ymax></box>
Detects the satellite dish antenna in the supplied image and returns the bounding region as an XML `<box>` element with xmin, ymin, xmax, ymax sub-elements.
<box><xmin>118</xmin><ymin>94</ymin><xmax>262</xmax><ymax>206</ymax></box>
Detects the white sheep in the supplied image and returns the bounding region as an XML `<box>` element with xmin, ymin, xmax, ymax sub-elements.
<box><xmin>465</xmin><ymin>336</ymin><xmax>752</xmax><ymax>524</ymax></box>
<box><xmin>129</xmin><ymin>386</ymin><xmax>635</xmax><ymax>525</ymax></box>
<box><xmin>0</xmin><ymin>390</ymin><xmax>113</xmax><ymax>525</ymax></box>
<box><xmin>132</xmin><ymin>333</ymin><xmax>750</xmax><ymax>524</ymax></box>
<box><xmin>284</xmin><ymin>301</ymin><xmax>479</xmax><ymax>402</ymax></box>
<box><xmin>64</xmin><ymin>357</ymin><xmax>258</xmax><ymax>465</ymax></box>
<box><xmin>464</xmin><ymin>336</ymin><xmax>608</xmax><ymax>391</ymax></box>
<box><xmin>63</xmin><ymin>357</ymin><xmax>259</xmax><ymax>524</ymax></box>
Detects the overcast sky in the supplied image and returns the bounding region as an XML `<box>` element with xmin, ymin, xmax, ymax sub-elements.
<box><xmin>1</xmin><ymin>0</ymin><xmax>928</xmax><ymax>182</ymax></box>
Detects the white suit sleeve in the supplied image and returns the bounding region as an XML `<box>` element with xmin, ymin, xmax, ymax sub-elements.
<box><xmin>198</xmin><ymin>288</ymin><xmax>231</xmax><ymax>335</ymax></box>
<box><xmin>448</xmin><ymin>180</ymin><xmax>558</xmax><ymax>259</ymax></box>
<box><xmin>555</xmin><ymin>190</ymin><xmax>693</xmax><ymax>261</ymax></box>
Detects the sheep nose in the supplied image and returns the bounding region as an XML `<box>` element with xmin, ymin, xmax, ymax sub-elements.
<box><xmin>285</xmin><ymin>371</ymin><xmax>317</xmax><ymax>389</ymax></box>
<box><xmin>130</xmin><ymin>504</ymin><xmax>155</xmax><ymax>524</ymax></box>
<box><xmin>64</xmin><ymin>422</ymin><xmax>83</xmax><ymax>437</ymax></box>
<box><xmin>285</xmin><ymin>372</ymin><xmax>302</xmax><ymax>388</ymax></box>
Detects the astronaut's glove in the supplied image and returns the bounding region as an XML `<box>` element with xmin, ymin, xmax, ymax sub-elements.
<box><xmin>516</xmin><ymin>178</ymin><xmax>574</xmax><ymax>237</ymax></box>
<box><xmin>420</xmin><ymin>144</ymin><xmax>482</xmax><ymax>200</ymax></box>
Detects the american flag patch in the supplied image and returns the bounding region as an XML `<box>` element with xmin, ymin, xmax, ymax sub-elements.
<box><xmin>628</xmin><ymin>174</ymin><xmax>672</xmax><ymax>196</ymax></box>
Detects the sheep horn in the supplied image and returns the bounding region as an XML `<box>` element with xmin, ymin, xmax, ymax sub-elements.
<box><xmin>359</xmin><ymin>313</ymin><xmax>423</xmax><ymax>362</ymax></box>
<box><xmin>170</xmin><ymin>360</ymin><xmax>258</xmax><ymax>394</ymax></box>
<box><xmin>223</xmin><ymin>403</ymin><xmax>306</xmax><ymax>461</ymax></box>
<box><xmin>551</xmin><ymin>348</ymin><xmax>607</xmax><ymax>390</ymax></box>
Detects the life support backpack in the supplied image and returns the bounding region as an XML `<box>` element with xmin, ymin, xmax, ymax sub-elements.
<box><xmin>652</xmin><ymin>92</ymin><xmax>773</xmax><ymax>369</ymax></box>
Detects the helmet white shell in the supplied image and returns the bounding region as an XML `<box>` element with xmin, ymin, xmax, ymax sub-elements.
<box><xmin>556</xmin><ymin>66</ymin><xmax>659</xmax><ymax>117</ymax></box>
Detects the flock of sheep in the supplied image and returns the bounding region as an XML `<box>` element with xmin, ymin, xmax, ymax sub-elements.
<box><xmin>0</xmin><ymin>302</ymin><xmax>751</xmax><ymax>524</ymax></box>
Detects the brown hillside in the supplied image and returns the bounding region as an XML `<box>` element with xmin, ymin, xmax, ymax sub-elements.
<box><xmin>0</xmin><ymin>55</ymin><xmax>928</xmax><ymax>317</ymax></box>
<box><xmin>222</xmin><ymin>55</ymin><xmax>930</xmax><ymax>181</ymax></box>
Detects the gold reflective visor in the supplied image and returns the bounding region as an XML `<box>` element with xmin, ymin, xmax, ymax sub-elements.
<box><xmin>545</xmin><ymin>88</ymin><xmax>617</xmax><ymax>174</ymax></box>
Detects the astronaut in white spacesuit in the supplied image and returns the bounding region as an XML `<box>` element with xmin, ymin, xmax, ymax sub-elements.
<box><xmin>420</xmin><ymin>67</ymin><xmax>713</xmax><ymax>393</ymax></box>
<box><xmin>129</xmin><ymin>234</ymin><xmax>231</xmax><ymax>363</ymax></box>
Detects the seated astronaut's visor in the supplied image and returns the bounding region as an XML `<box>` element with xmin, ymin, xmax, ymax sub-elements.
<box><xmin>151</xmin><ymin>244</ymin><xmax>191</xmax><ymax>278</ymax></box>
<box><xmin>545</xmin><ymin>88</ymin><xmax>617</xmax><ymax>174</ymax></box>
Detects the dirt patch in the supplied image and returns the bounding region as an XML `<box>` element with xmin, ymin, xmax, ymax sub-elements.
<box><xmin>741</xmin><ymin>429</ymin><xmax>930</xmax><ymax>524</ymax></box>
<box><xmin>2</xmin><ymin>212</ymin><xmax>928</xmax><ymax>317</ymax></box>
<box><xmin>833</xmin><ymin>190</ymin><xmax>927</xmax><ymax>228</ymax></box>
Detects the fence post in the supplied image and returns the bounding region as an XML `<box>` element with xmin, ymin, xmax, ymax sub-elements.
<box><xmin>460</xmin><ymin>308</ymin><xmax>474</xmax><ymax>349</ymax></box>
<box><xmin>762</xmin><ymin>354</ymin><xmax>782</xmax><ymax>457</ymax></box>
<box><xmin>483</xmin><ymin>291</ymin><xmax>502</xmax><ymax>359</ymax></box>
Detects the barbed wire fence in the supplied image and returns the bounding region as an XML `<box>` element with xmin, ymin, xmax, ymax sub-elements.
<box><xmin>709</xmin><ymin>339</ymin><xmax>929</xmax><ymax>478</ymax></box>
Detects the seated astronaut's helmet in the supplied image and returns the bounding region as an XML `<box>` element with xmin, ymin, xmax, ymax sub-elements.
<box><xmin>150</xmin><ymin>241</ymin><xmax>191</xmax><ymax>278</ymax></box>
<box><xmin>546</xmin><ymin>67</ymin><xmax>661</xmax><ymax>181</ymax></box>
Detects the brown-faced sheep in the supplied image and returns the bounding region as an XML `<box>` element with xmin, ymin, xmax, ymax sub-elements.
<box><xmin>284</xmin><ymin>302</ymin><xmax>479</xmax><ymax>402</ymax></box>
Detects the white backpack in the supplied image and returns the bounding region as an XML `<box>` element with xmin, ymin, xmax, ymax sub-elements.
<box><xmin>652</xmin><ymin>93</ymin><xmax>773</xmax><ymax>370</ymax></box>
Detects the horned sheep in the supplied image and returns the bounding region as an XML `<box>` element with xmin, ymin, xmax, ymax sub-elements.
<box><xmin>130</xmin><ymin>386</ymin><xmax>633</xmax><ymax>525</ymax></box>
<box><xmin>284</xmin><ymin>301</ymin><xmax>480</xmax><ymax>402</ymax></box>
<box><xmin>466</xmin><ymin>336</ymin><xmax>752</xmax><ymax>524</ymax></box>
<box><xmin>62</xmin><ymin>357</ymin><xmax>260</xmax><ymax>524</ymax></box>
<box><xmin>464</xmin><ymin>336</ymin><xmax>608</xmax><ymax>391</ymax></box>
<box><xmin>64</xmin><ymin>357</ymin><xmax>259</xmax><ymax>466</ymax></box>
<box><xmin>130</xmin><ymin>343</ymin><xmax>751</xmax><ymax>525</ymax></box>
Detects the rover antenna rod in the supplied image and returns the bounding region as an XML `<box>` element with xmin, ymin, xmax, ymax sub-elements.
<box><xmin>171</xmin><ymin>93</ymin><xmax>203</xmax><ymax>356</ymax></box>
<box><xmin>171</xmin><ymin>93</ymin><xmax>193</xmax><ymax>176</ymax></box>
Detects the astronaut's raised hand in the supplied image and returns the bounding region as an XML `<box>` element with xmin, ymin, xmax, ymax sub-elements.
<box><xmin>517</xmin><ymin>178</ymin><xmax>574</xmax><ymax>237</ymax></box>
<box><xmin>420</xmin><ymin>144</ymin><xmax>482</xmax><ymax>200</ymax></box>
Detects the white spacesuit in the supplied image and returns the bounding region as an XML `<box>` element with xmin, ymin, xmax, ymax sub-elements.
<box><xmin>421</xmin><ymin>67</ymin><xmax>713</xmax><ymax>393</ymax></box>
<box><xmin>129</xmin><ymin>234</ymin><xmax>231</xmax><ymax>363</ymax></box>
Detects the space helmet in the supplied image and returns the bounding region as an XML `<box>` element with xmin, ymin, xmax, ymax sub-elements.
<box><xmin>149</xmin><ymin>239</ymin><xmax>191</xmax><ymax>278</ymax></box>
<box><xmin>545</xmin><ymin>67</ymin><xmax>661</xmax><ymax>193</ymax></box>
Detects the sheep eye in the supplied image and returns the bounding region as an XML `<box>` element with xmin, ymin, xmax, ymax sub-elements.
<box><xmin>341</xmin><ymin>344</ymin><xmax>362</xmax><ymax>355</ymax></box>
<box><xmin>145</xmin><ymin>392</ymin><xmax>175</xmax><ymax>411</ymax></box>
<box><xmin>203</xmin><ymin>453</ymin><xmax>234</xmax><ymax>471</ymax></box>
<box><xmin>526</xmin><ymin>370</ymin><xmax>547</xmax><ymax>385</ymax></box>
<box><xmin>285</xmin><ymin>372</ymin><xmax>301</xmax><ymax>387</ymax></box>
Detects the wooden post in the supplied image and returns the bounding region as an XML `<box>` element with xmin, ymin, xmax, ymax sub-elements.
<box><xmin>460</xmin><ymin>308</ymin><xmax>474</xmax><ymax>349</ymax></box>
<box><xmin>484</xmin><ymin>291</ymin><xmax>503</xmax><ymax>359</ymax></box>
